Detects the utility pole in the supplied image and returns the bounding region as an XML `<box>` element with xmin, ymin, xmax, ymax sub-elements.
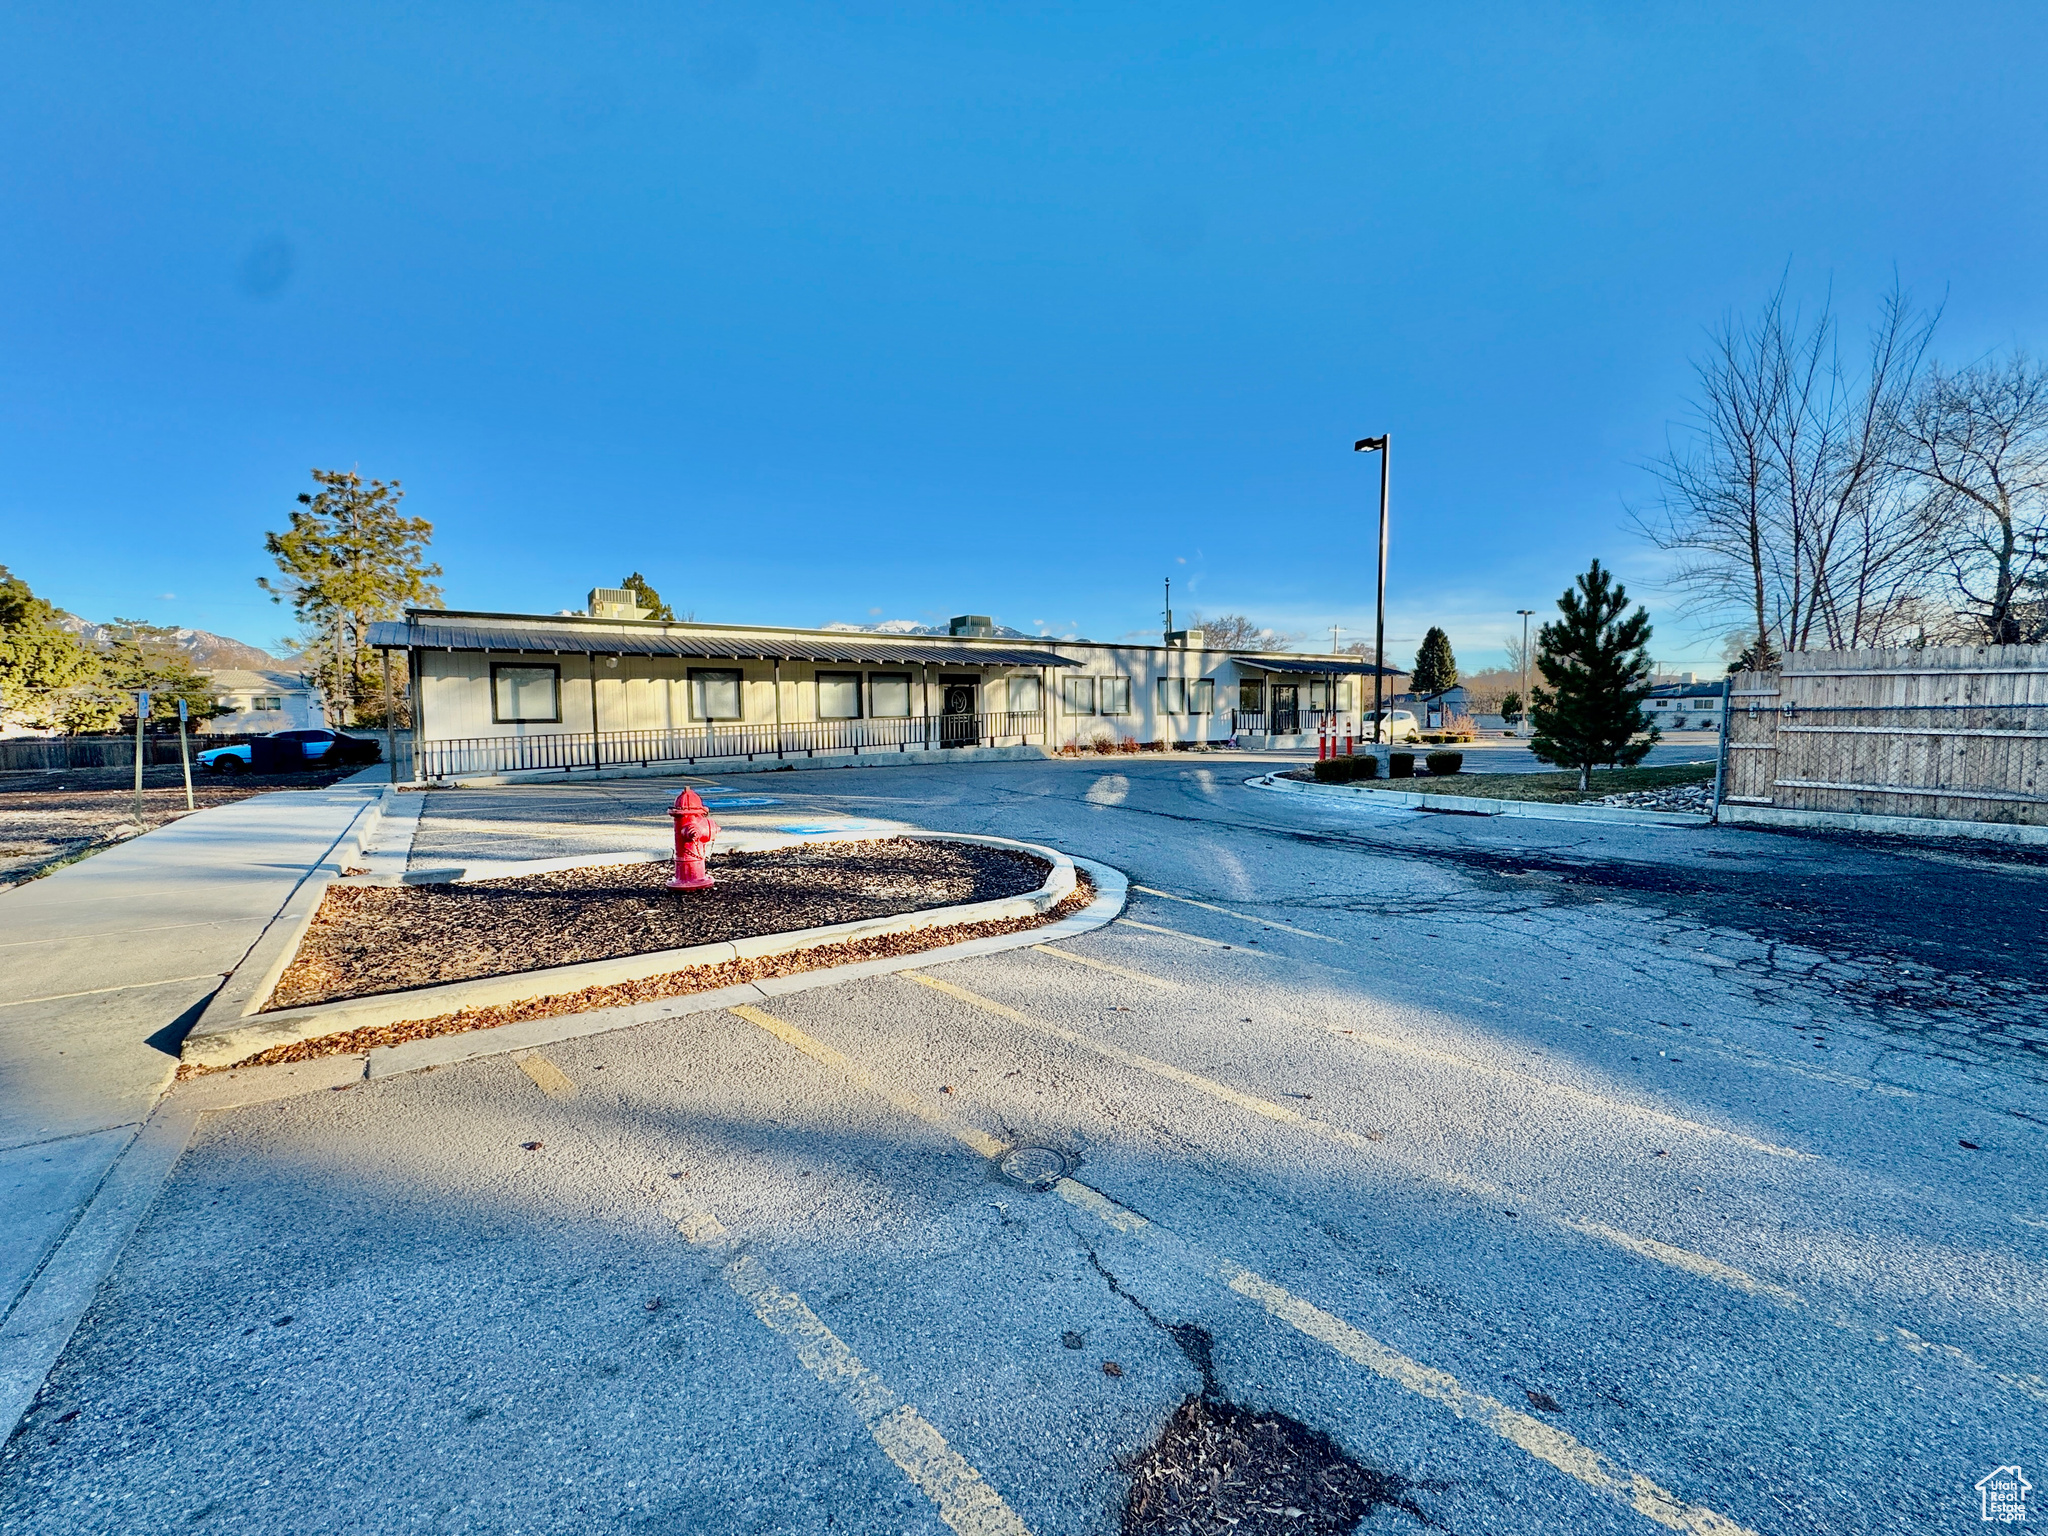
<box><xmin>1353</xmin><ymin>434</ymin><xmax>1390</xmax><ymax>742</ymax></box>
<box><xmin>1516</xmin><ymin>609</ymin><xmax>1536</xmax><ymax>738</ymax></box>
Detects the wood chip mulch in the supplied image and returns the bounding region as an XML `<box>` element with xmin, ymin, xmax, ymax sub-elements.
<box><xmin>1123</xmin><ymin>1395</ymin><xmax>1424</xmax><ymax>1536</ymax></box>
<box><xmin>187</xmin><ymin>872</ymin><xmax>1094</xmax><ymax>1076</ymax></box>
<box><xmin>268</xmin><ymin>837</ymin><xmax>1051</xmax><ymax>1011</ymax></box>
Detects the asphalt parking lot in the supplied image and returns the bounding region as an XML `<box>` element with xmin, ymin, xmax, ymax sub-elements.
<box><xmin>4</xmin><ymin>753</ymin><xmax>2043</xmax><ymax>1535</ymax></box>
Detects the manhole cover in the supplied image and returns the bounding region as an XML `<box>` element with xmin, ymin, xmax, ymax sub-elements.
<box><xmin>999</xmin><ymin>1147</ymin><xmax>1068</xmax><ymax>1188</ymax></box>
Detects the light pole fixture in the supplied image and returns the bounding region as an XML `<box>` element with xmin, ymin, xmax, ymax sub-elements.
<box><xmin>1353</xmin><ymin>434</ymin><xmax>1390</xmax><ymax>742</ymax></box>
<box><xmin>1516</xmin><ymin>609</ymin><xmax>1536</xmax><ymax>737</ymax></box>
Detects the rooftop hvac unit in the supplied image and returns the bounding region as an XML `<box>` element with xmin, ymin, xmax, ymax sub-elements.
<box><xmin>589</xmin><ymin>587</ymin><xmax>651</xmax><ymax>620</ymax></box>
<box><xmin>948</xmin><ymin>614</ymin><xmax>995</xmax><ymax>637</ymax></box>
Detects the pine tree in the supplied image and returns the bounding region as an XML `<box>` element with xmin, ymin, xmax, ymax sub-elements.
<box><xmin>1412</xmin><ymin>627</ymin><xmax>1457</xmax><ymax>697</ymax></box>
<box><xmin>58</xmin><ymin>621</ymin><xmax>225</xmax><ymax>733</ymax></box>
<box><xmin>620</xmin><ymin>572</ymin><xmax>675</xmax><ymax>622</ymax></box>
<box><xmin>260</xmin><ymin>470</ymin><xmax>443</xmax><ymax>725</ymax></box>
<box><xmin>0</xmin><ymin>566</ymin><xmax>101</xmax><ymax>729</ymax></box>
<box><xmin>1528</xmin><ymin>560</ymin><xmax>1659</xmax><ymax>790</ymax></box>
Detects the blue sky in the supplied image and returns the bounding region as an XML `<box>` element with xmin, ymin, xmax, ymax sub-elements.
<box><xmin>4</xmin><ymin>3</ymin><xmax>2044</xmax><ymax>671</ymax></box>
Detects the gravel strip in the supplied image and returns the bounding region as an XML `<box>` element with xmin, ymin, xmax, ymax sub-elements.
<box><xmin>195</xmin><ymin>874</ymin><xmax>1096</xmax><ymax>1073</ymax></box>
<box><xmin>269</xmin><ymin>837</ymin><xmax>1052</xmax><ymax>1010</ymax></box>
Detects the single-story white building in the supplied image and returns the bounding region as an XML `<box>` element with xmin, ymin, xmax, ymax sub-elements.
<box><xmin>202</xmin><ymin>669</ymin><xmax>327</xmax><ymax>732</ymax></box>
<box><xmin>366</xmin><ymin>593</ymin><xmax>1404</xmax><ymax>782</ymax></box>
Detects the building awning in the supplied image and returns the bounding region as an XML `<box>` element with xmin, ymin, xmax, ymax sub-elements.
<box><xmin>1231</xmin><ymin>655</ymin><xmax>1398</xmax><ymax>677</ymax></box>
<box><xmin>366</xmin><ymin>614</ymin><xmax>1077</xmax><ymax>668</ymax></box>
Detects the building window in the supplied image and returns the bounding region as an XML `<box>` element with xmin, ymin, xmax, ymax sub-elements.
<box><xmin>1309</xmin><ymin>679</ymin><xmax>1331</xmax><ymax>711</ymax></box>
<box><xmin>817</xmin><ymin>672</ymin><xmax>863</xmax><ymax>720</ymax></box>
<box><xmin>1008</xmin><ymin>675</ymin><xmax>1043</xmax><ymax>714</ymax></box>
<box><xmin>1336</xmin><ymin>680</ymin><xmax>1353</xmax><ymax>711</ymax></box>
<box><xmin>1062</xmin><ymin>676</ymin><xmax>1097</xmax><ymax>714</ymax></box>
<box><xmin>259</xmin><ymin>696</ymin><xmax>283</xmax><ymax>710</ymax></box>
<box><xmin>689</xmin><ymin>668</ymin><xmax>743</xmax><ymax>721</ymax></box>
<box><xmin>1100</xmin><ymin>677</ymin><xmax>1131</xmax><ymax>716</ymax></box>
<box><xmin>1238</xmin><ymin>679</ymin><xmax>1263</xmax><ymax>713</ymax></box>
<box><xmin>869</xmin><ymin>673</ymin><xmax>912</xmax><ymax>718</ymax></box>
<box><xmin>1189</xmin><ymin>678</ymin><xmax>1215</xmax><ymax>715</ymax></box>
<box><xmin>1158</xmin><ymin>678</ymin><xmax>1186</xmax><ymax>714</ymax></box>
<box><xmin>491</xmin><ymin>664</ymin><xmax>561</xmax><ymax>724</ymax></box>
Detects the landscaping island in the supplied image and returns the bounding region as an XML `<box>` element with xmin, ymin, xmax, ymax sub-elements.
<box><xmin>272</xmin><ymin>837</ymin><xmax>1052</xmax><ymax>1009</ymax></box>
<box><xmin>1285</xmin><ymin>760</ymin><xmax>1716</xmax><ymax>812</ymax></box>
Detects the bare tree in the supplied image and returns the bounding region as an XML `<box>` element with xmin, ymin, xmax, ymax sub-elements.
<box><xmin>1641</xmin><ymin>289</ymin><xmax>1789</xmax><ymax>661</ymax></box>
<box><xmin>1642</xmin><ymin>281</ymin><xmax>1939</xmax><ymax>659</ymax></box>
<box><xmin>1188</xmin><ymin>612</ymin><xmax>1297</xmax><ymax>650</ymax></box>
<box><xmin>1895</xmin><ymin>352</ymin><xmax>2048</xmax><ymax>643</ymax></box>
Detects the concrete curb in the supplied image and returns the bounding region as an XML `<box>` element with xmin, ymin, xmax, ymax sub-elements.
<box><xmin>1244</xmin><ymin>771</ymin><xmax>1714</xmax><ymax>828</ymax></box>
<box><xmin>180</xmin><ymin>833</ymin><xmax>1080</xmax><ymax>1070</ymax></box>
<box><xmin>181</xmin><ymin>789</ymin><xmax>393</xmax><ymax>1056</ymax></box>
<box><xmin>0</xmin><ymin>851</ymin><xmax>1126</xmax><ymax>1441</ymax></box>
<box><xmin>0</xmin><ymin>1103</ymin><xmax>201</xmax><ymax>1440</ymax></box>
<box><xmin>1717</xmin><ymin>801</ymin><xmax>2048</xmax><ymax>846</ymax></box>
<box><xmin>354</xmin><ymin>853</ymin><xmax>1130</xmax><ymax>1080</ymax></box>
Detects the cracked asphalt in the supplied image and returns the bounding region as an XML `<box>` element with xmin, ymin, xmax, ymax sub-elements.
<box><xmin>3</xmin><ymin>753</ymin><xmax>2042</xmax><ymax>1534</ymax></box>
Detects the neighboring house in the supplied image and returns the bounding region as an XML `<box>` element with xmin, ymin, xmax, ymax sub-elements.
<box><xmin>1642</xmin><ymin>676</ymin><xmax>1728</xmax><ymax>731</ymax></box>
<box><xmin>367</xmin><ymin>592</ymin><xmax>1405</xmax><ymax>781</ymax></box>
<box><xmin>202</xmin><ymin>669</ymin><xmax>326</xmax><ymax>732</ymax></box>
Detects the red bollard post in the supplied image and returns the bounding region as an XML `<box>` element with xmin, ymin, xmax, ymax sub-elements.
<box><xmin>667</xmin><ymin>787</ymin><xmax>722</xmax><ymax>890</ymax></box>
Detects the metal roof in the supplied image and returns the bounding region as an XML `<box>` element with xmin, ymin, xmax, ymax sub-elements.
<box><xmin>1231</xmin><ymin>655</ymin><xmax>1397</xmax><ymax>677</ymax></box>
<box><xmin>366</xmin><ymin>617</ymin><xmax>1076</xmax><ymax>668</ymax></box>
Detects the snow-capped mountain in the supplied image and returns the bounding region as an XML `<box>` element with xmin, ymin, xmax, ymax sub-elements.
<box><xmin>57</xmin><ymin>615</ymin><xmax>277</xmax><ymax>670</ymax></box>
<box><xmin>822</xmin><ymin>618</ymin><xmax>1034</xmax><ymax>639</ymax></box>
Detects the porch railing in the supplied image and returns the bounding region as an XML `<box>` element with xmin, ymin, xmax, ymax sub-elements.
<box><xmin>414</xmin><ymin>711</ymin><xmax>1047</xmax><ymax>781</ymax></box>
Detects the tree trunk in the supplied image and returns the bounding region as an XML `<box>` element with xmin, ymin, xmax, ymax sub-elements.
<box><xmin>1579</xmin><ymin>763</ymin><xmax>1591</xmax><ymax>792</ymax></box>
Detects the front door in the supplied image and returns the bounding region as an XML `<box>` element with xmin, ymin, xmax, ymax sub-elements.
<box><xmin>941</xmin><ymin>679</ymin><xmax>978</xmax><ymax>747</ymax></box>
<box><xmin>1272</xmin><ymin>685</ymin><xmax>1299</xmax><ymax>735</ymax></box>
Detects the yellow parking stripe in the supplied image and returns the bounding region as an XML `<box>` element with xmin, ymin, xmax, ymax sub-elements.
<box><xmin>903</xmin><ymin>972</ymin><xmax>1390</xmax><ymax>1155</ymax></box>
<box><xmin>1221</xmin><ymin>1266</ymin><xmax>1756</xmax><ymax>1536</ymax></box>
<box><xmin>715</xmin><ymin>1002</ymin><xmax>1757</xmax><ymax>1536</ymax></box>
<box><xmin>1117</xmin><ymin>918</ymin><xmax>1234</xmax><ymax>948</ymax></box>
<box><xmin>1029</xmin><ymin>946</ymin><xmax>1180</xmax><ymax>989</ymax></box>
<box><xmin>1131</xmin><ymin>885</ymin><xmax>1342</xmax><ymax>942</ymax></box>
<box><xmin>900</xmin><ymin>974</ymin><xmax>1841</xmax><ymax>1305</ymax></box>
<box><xmin>512</xmin><ymin>1051</ymin><xmax>577</xmax><ymax>1098</ymax></box>
<box><xmin>730</xmin><ymin>1004</ymin><xmax>1006</xmax><ymax>1159</ymax></box>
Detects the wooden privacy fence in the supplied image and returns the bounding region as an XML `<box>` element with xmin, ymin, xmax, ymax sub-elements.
<box><xmin>0</xmin><ymin>733</ymin><xmax>269</xmax><ymax>771</ymax></box>
<box><xmin>1721</xmin><ymin>645</ymin><xmax>2048</xmax><ymax>828</ymax></box>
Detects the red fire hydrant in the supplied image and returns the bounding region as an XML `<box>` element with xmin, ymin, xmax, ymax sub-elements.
<box><xmin>667</xmin><ymin>787</ymin><xmax>722</xmax><ymax>891</ymax></box>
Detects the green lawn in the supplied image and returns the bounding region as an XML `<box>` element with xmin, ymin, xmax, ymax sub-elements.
<box><xmin>1376</xmin><ymin>761</ymin><xmax>1716</xmax><ymax>803</ymax></box>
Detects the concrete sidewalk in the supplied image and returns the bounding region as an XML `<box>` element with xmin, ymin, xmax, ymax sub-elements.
<box><xmin>0</xmin><ymin>783</ymin><xmax>389</xmax><ymax>1399</ymax></box>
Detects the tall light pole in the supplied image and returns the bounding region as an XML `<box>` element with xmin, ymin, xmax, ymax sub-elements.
<box><xmin>1353</xmin><ymin>434</ymin><xmax>1390</xmax><ymax>742</ymax></box>
<box><xmin>1516</xmin><ymin>609</ymin><xmax>1536</xmax><ymax>737</ymax></box>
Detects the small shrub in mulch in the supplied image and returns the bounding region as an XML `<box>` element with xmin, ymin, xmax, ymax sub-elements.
<box><xmin>1310</xmin><ymin>755</ymin><xmax>1379</xmax><ymax>783</ymax></box>
<box><xmin>1424</xmin><ymin>750</ymin><xmax>1464</xmax><ymax>776</ymax></box>
<box><xmin>269</xmin><ymin>838</ymin><xmax>1050</xmax><ymax>1011</ymax></box>
<box><xmin>1387</xmin><ymin>752</ymin><xmax>1416</xmax><ymax>779</ymax></box>
<box><xmin>1122</xmin><ymin>1394</ymin><xmax>1424</xmax><ymax>1536</ymax></box>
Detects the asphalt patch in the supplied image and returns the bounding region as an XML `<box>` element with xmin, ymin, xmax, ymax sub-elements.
<box><xmin>1121</xmin><ymin>1394</ymin><xmax>1425</xmax><ymax>1536</ymax></box>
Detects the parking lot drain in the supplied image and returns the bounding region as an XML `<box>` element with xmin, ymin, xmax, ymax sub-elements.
<box><xmin>999</xmin><ymin>1147</ymin><xmax>1069</xmax><ymax>1188</ymax></box>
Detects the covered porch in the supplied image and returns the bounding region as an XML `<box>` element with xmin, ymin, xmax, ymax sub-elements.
<box><xmin>367</xmin><ymin>613</ymin><xmax>1076</xmax><ymax>782</ymax></box>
